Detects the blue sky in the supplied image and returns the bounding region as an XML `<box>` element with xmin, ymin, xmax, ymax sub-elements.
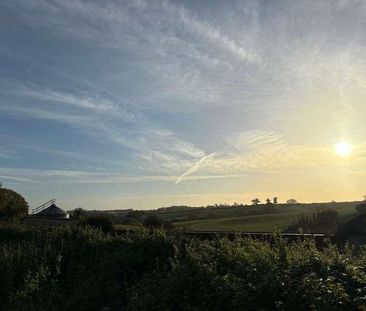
<box><xmin>1</xmin><ymin>0</ymin><xmax>366</xmax><ymax>210</ymax></box>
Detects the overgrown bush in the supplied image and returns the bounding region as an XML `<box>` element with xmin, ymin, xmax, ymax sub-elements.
<box><xmin>0</xmin><ymin>225</ymin><xmax>366</xmax><ymax>310</ymax></box>
<box><xmin>81</xmin><ymin>215</ymin><xmax>114</xmax><ymax>233</ymax></box>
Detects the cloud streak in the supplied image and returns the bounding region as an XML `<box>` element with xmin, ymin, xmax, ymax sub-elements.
<box><xmin>0</xmin><ymin>167</ymin><xmax>247</xmax><ymax>185</ymax></box>
<box><xmin>175</xmin><ymin>152</ymin><xmax>216</xmax><ymax>184</ymax></box>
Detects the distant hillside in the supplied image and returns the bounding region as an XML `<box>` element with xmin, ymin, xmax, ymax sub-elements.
<box><xmin>157</xmin><ymin>205</ymin><xmax>203</xmax><ymax>212</ymax></box>
<box><xmin>107</xmin><ymin>201</ymin><xmax>361</xmax><ymax>233</ymax></box>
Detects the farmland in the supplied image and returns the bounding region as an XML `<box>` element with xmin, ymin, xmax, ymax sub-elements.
<box><xmin>111</xmin><ymin>201</ymin><xmax>361</xmax><ymax>233</ymax></box>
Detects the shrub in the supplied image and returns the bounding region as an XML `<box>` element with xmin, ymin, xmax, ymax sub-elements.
<box><xmin>81</xmin><ymin>215</ymin><xmax>114</xmax><ymax>233</ymax></box>
<box><xmin>142</xmin><ymin>215</ymin><xmax>162</xmax><ymax>228</ymax></box>
<box><xmin>0</xmin><ymin>188</ymin><xmax>29</xmax><ymax>219</ymax></box>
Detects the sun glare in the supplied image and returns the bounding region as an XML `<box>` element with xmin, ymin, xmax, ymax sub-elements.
<box><xmin>335</xmin><ymin>141</ymin><xmax>353</xmax><ymax>158</ymax></box>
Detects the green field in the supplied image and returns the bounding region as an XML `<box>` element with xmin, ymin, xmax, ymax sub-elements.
<box><xmin>174</xmin><ymin>202</ymin><xmax>359</xmax><ymax>232</ymax></box>
<box><xmin>175</xmin><ymin>212</ymin><xmax>302</xmax><ymax>231</ymax></box>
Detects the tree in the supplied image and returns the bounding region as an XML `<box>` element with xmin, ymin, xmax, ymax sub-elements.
<box><xmin>0</xmin><ymin>188</ymin><xmax>28</xmax><ymax>219</ymax></box>
<box><xmin>273</xmin><ymin>197</ymin><xmax>278</xmax><ymax>205</ymax></box>
<box><xmin>265</xmin><ymin>198</ymin><xmax>275</xmax><ymax>213</ymax></box>
<box><xmin>286</xmin><ymin>199</ymin><xmax>298</xmax><ymax>205</ymax></box>
<box><xmin>72</xmin><ymin>207</ymin><xmax>87</xmax><ymax>218</ymax></box>
<box><xmin>251</xmin><ymin>198</ymin><xmax>260</xmax><ymax>205</ymax></box>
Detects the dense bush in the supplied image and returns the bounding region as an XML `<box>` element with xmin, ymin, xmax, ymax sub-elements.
<box><xmin>1</xmin><ymin>225</ymin><xmax>366</xmax><ymax>310</ymax></box>
<box><xmin>82</xmin><ymin>215</ymin><xmax>114</xmax><ymax>233</ymax></box>
<box><xmin>142</xmin><ymin>215</ymin><xmax>162</xmax><ymax>228</ymax></box>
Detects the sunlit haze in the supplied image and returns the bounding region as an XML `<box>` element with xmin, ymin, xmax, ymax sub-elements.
<box><xmin>335</xmin><ymin>141</ymin><xmax>353</xmax><ymax>158</ymax></box>
<box><xmin>1</xmin><ymin>1</ymin><xmax>366</xmax><ymax>210</ymax></box>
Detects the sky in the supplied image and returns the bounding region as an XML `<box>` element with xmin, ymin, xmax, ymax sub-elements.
<box><xmin>1</xmin><ymin>0</ymin><xmax>366</xmax><ymax>210</ymax></box>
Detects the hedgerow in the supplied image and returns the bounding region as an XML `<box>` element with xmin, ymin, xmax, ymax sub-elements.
<box><xmin>0</xmin><ymin>225</ymin><xmax>365</xmax><ymax>310</ymax></box>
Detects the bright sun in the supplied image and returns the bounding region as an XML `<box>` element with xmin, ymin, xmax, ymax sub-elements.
<box><xmin>335</xmin><ymin>141</ymin><xmax>353</xmax><ymax>158</ymax></box>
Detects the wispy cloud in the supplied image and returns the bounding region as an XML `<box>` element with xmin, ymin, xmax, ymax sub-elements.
<box><xmin>0</xmin><ymin>175</ymin><xmax>39</xmax><ymax>183</ymax></box>
<box><xmin>1</xmin><ymin>82</ymin><xmax>206</xmax><ymax>175</ymax></box>
<box><xmin>175</xmin><ymin>152</ymin><xmax>216</xmax><ymax>184</ymax></box>
<box><xmin>161</xmin><ymin>1</ymin><xmax>261</xmax><ymax>66</ymax></box>
<box><xmin>23</xmin><ymin>88</ymin><xmax>134</xmax><ymax>120</ymax></box>
<box><xmin>228</xmin><ymin>131</ymin><xmax>286</xmax><ymax>151</ymax></box>
<box><xmin>0</xmin><ymin>104</ymin><xmax>92</xmax><ymax>125</ymax></box>
<box><xmin>174</xmin><ymin>130</ymin><xmax>366</xmax><ymax>180</ymax></box>
<box><xmin>0</xmin><ymin>167</ymin><xmax>246</xmax><ymax>186</ymax></box>
<box><xmin>2</xmin><ymin>144</ymin><xmax>129</xmax><ymax>170</ymax></box>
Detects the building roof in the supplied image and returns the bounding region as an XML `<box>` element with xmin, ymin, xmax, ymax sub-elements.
<box><xmin>36</xmin><ymin>204</ymin><xmax>67</xmax><ymax>216</ymax></box>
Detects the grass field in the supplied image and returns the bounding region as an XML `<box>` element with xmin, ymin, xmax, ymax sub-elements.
<box><xmin>174</xmin><ymin>203</ymin><xmax>359</xmax><ymax>232</ymax></box>
<box><xmin>175</xmin><ymin>212</ymin><xmax>302</xmax><ymax>232</ymax></box>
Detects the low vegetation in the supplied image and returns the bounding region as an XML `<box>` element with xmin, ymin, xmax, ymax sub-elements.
<box><xmin>286</xmin><ymin>209</ymin><xmax>338</xmax><ymax>233</ymax></box>
<box><xmin>1</xmin><ymin>187</ymin><xmax>366</xmax><ymax>309</ymax></box>
<box><xmin>1</xmin><ymin>225</ymin><xmax>366</xmax><ymax>310</ymax></box>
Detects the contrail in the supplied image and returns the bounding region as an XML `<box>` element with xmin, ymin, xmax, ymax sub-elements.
<box><xmin>175</xmin><ymin>152</ymin><xmax>216</xmax><ymax>184</ymax></box>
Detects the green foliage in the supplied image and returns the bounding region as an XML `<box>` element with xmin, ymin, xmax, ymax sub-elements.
<box><xmin>335</xmin><ymin>213</ymin><xmax>366</xmax><ymax>244</ymax></box>
<box><xmin>81</xmin><ymin>215</ymin><xmax>114</xmax><ymax>233</ymax></box>
<box><xmin>356</xmin><ymin>202</ymin><xmax>366</xmax><ymax>214</ymax></box>
<box><xmin>143</xmin><ymin>215</ymin><xmax>162</xmax><ymax>228</ymax></box>
<box><xmin>0</xmin><ymin>188</ymin><xmax>29</xmax><ymax>219</ymax></box>
<box><xmin>1</xmin><ymin>225</ymin><xmax>366</xmax><ymax>310</ymax></box>
<box><xmin>71</xmin><ymin>207</ymin><xmax>87</xmax><ymax>218</ymax></box>
<box><xmin>0</xmin><ymin>225</ymin><xmax>174</xmax><ymax>311</ymax></box>
<box><xmin>287</xmin><ymin>209</ymin><xmax>338</xmax><ymax>233</ymax></box>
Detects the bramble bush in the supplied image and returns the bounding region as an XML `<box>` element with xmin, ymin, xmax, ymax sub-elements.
<box><xmin>1</xmin><ymin>225</ymin><xmax>366</xmax><ymax>310</ymax></box>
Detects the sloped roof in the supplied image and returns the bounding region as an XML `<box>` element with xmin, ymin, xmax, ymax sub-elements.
<box><xmin>36</xmin><ymin>204</ymin><xmax>67</xmax><ymax>216</ymax></box>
